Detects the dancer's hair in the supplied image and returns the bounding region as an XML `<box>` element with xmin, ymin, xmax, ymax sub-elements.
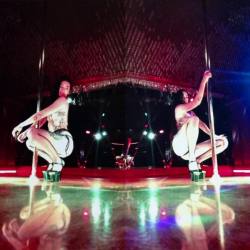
<box><xmin>173</xmin><ymin>89</ymin><xmax>185</xmax><ymax>106</ymax></box>
<box><xmin>50</xmin><ymin>75</ymin><xmax>72</xmax><ymax>102</ymax></box>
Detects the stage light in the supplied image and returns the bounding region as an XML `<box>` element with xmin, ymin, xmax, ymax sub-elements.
<box><xmin>83</xmin><ymin>210</ymin><xmax>89</xmax><ymax>216</ymax></box>
<box><xmin>102</xmin><ymin>113</ymin><xmax>106</xmax><ymax>117</ymax></box>
<box><xmin>94</xmin><ymin>132</ymin><xmax>102</xmax><ymax>140</ymax></box>
<box><xmin>161</xmin><ymin>210</ymin><xmax>167</xmax><ymax>216</ymax></box>
<box><xmin>148</xmin><ymin>132</ymin><xmax>156</xmax><ymax>140</ymax></box>
<box><xmin>233</xmin><ymin>169</ymin><xmax>250</xmax><ymax>173</ymax></box>
<box><xmin>85</xmin><ymin>130</ymin><xmax>91</xmax><ymax>134</ymax></box>
<box><xmin>144</xmin><ymin>112</ymin><xmax>148</xmax><ymax>117</ymax></box>
<box><xmin>67</xmin><ymin>96</ymin><xmax>73</xmax><ymax>104</ymax></box>
<box><xmin>67</xmin><ymin>95</ymin><xmax>76</xmax><ymax>105</ymax></box>
<box><xmin>102</xmin><ymin>131</ymin><xmax>107</xmax><ymax>136</ymax></box>
<box><xmin>142</xmin><ymin>130</ymin><xmax>148</xmax><ymax>136</ymax></box>
<box><xmin>0</xmin><ymin>170</ymin><xmax>16</xmax><ymax>174</ymax></box>
<box><xmin>159</xmin><ymin>129</ymin><xmax>164</xmax><ymax>134</ymax></box>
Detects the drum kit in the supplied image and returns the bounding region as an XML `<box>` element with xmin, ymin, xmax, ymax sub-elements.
<box><xmin>112</xmin><ymin>137</ymin><xmax>138</xmax><ymax>170</ymax></box>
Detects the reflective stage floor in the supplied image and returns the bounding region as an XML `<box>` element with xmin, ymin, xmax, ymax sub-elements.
<box><xmin>0</xmin><ymin>175</ymin><xmax>250</xmax><ymax>250</ymax></box>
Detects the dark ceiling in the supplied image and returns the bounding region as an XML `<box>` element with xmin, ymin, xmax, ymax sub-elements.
<box><xmin>1</xmin><ymin>0</ymin><xmax>250</xmax><ymax>99</ymax></box>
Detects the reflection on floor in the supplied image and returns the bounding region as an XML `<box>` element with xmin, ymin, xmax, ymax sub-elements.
<box><xmin>1</xmin><ymin>175</ymin><xmax>250</xmax><ymax>250</ymax></box>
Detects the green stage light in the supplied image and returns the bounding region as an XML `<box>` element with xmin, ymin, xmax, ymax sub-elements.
<box><xmin>148</xmin><ymin>132</ymin><xmax>156</xmax><ymax>140</ymax></box>
<box><xmin>94</xmin><ymin>132</ymin><xmax>102</xmax><ymax>140</ymax></box>
<box><xmin>102</xmin><ymin>131</ymin><xmax>107</xmax><ymax>136</ymax></box>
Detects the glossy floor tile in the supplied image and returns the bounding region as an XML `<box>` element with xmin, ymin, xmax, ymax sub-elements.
<box><xmin>1</xmin><ymin>176</ymin><xmax>250</xmax><ymax>250</ymax></box>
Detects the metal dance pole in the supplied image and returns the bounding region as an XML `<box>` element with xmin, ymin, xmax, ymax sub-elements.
<box><xmin>29</xmin><ymin>50</ymin><xmax>45</xmax><ymax>183</ymax></box>
<box><xmin>202</xmin><ymin>0</ymin><xmax>221</xmax><ymax>182</ymax></box>
<box><xmin>29</xmin><ymin>0</ymin><xmax>47</xmax><ymax>183</ymax></box>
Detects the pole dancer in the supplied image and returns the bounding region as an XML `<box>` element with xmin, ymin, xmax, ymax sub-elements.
<box><xmin>12</xmin><ymin>78</ymin><xmax>74</xmax><ymax>182</ymax></box>
<box><xmin>171</xmin><ymin>72</ymin><xmax>228</xmax><ymax>180</ymax></box>
<box><xmin>171</xmin><ymin>0</ymin><xmax>229</xmax><ymax>181</ymax></box>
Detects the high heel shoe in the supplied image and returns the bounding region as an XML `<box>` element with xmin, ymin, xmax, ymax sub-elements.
<box><xmin>43</xmin><ymin>159</ymin><xmax>65</xmax><ymax>182</ymax></box>
<box><xmin>189</xmin><ymin>161</ymin><xmax>206</xmax><ymax>181</ymax></box>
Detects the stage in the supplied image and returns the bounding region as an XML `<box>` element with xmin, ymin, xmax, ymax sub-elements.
<box><xmin>1</xmin><ymin>166</ymin><xmax>250</xmax><ymax>249</ymax></box>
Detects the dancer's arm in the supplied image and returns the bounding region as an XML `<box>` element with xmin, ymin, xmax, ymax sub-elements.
<box><xmin>179</xmin><ymin>70</ymin><xmax>212</xmax><ymax>112</ymax></box>
<box><xmin>12</xmin><ymin>97</ymin><xmax>67</xmax><ymax>138</ymax></box>
<box><xmin>15</xmin><ymin>118</ymin><xmax>48</xmax><ymax>143</ymax></box>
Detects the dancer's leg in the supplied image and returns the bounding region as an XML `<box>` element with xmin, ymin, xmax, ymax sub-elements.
<box><xmin>196</xmin><ymin>137</ymin><xmax>228</xmax><ymax>164</ymax></box>
<box><xmin>172</xmin><ymin>117</ymin><xmax>200</xmax><ymax>171</ymax></box>
<box><xmin>26</xmin><ymin>140</ymin><xmax>53</xmax><ymax>164</ymax></box>
<box><xmin>186</xmin><ymin>116</ymin><xmax>200</xmax><ymax>162</ymax></box>
<box><xmin>26</xmin><ymin>128</ymin><xmax>61</xmax><ymax>164</ymax></box>
<box><xmin>181</xmin><ymin>137</ymin><xmax>228</xmax><ymax>164</ymax></box>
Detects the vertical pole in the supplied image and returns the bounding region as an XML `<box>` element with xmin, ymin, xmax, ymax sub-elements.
<box><xmin>202</xmin><ymin>0</ymin><xmax>221</xmax><ymax>182</ymax></box>
<box><xmin>29</xmin><ymin>1</ymin><xmax>47</xmax><ymax>183</ymax></box>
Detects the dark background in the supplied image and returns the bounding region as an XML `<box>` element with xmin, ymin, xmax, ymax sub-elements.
<box><xmin>1</xmin><ymin>0</ymin><xmax>250</xmax><ymax>167</ymax></box>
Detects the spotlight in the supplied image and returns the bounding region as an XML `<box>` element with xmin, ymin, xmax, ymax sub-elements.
<box><xmin>148</xmin><ymin>132</ymin><xmax>156</xmax><ymax>140</ymax></box>
<box><xmin>67</xmin><ymin>96</ymin><xmax>75</xmax><ymax>105</ymax></box>
<box><xmin>83</xmin><ymin>211</ymin><xmax>89</xmax><ymax>216</ymax></box>
<box><xmin>159</xmin><ymin>129</ymin><xmax>164</xmax><ymax>134</ymax></box>
<box><xmin>142</xmin><ymin>130</ymin><xmax>148</xmax><ymax>136</ymax></box>
<box><xmin>161</xmin><ymin>210</ymin><xmax>167</xmax><ymax>216</ymax></box>
<box><xmin>94</xmin><ymin>132</ymin><xmax>102</xmax><ymax>140</ymax></box>
<box><xmin>67</xmin><ymin>96</ymin><xmax>73</xmax><ymax>103</ymax></box>
<box><xmin>102</xmin><ymin>131</ymin><xmax>107</xmax><ymax>136</ymax></box>
<box><xmin>85</xmin><ymin>130</ymin><xmax>91</xmax><ymax>134</ymax></box>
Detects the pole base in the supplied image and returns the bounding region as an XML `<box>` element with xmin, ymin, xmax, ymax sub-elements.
<box><xmin>209</xmin><ymin>173</ymin><xmax>223</xmax><ymax>184</ymax></box>
<box><xmin>28</xmin><ymin>174</ymin><xmax>40</xmax><ymax>185</ymax></box>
